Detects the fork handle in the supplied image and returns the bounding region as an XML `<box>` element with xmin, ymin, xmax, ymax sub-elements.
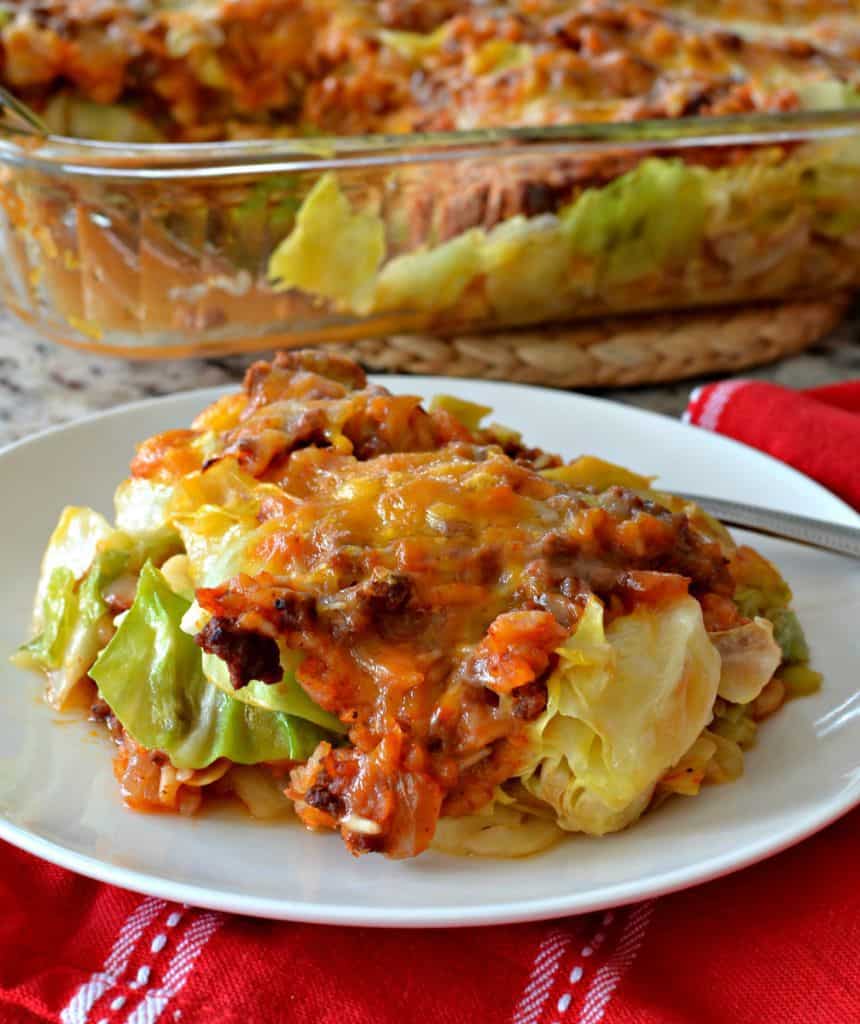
<box><xmin>678</xmin><ymin>493</ymin><xmax>860</xmax><ymax>560</ymax></box>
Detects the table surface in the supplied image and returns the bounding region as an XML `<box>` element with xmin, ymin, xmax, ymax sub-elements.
<box><xmin>1</xmin><ymin>303</ymin><xmax>858</xmax><ymax>446</ymax></box>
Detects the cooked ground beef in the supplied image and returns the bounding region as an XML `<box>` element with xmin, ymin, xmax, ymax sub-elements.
<box><xmin>196</xmin><ymin>617</ymin><xmax>283</xmax><ymax>689</ymax></box>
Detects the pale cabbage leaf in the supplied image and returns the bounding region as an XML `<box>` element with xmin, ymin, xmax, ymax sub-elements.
<box><xmin>522</xmin><ymin>595</ymin><xmax>721</xmax><ymax>835</ymax></box>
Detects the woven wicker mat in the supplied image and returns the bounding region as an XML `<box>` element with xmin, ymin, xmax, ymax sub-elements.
<box><xmin>330</xmin><ymin>296</ymin><xmax>851</xmax><ymax>389</ymax></box>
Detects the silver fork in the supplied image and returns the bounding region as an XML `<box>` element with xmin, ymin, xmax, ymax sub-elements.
<box><xmin>678</xmin><ymin>493</ymin><xmax>860</xmax><ymax>559</ymax></box>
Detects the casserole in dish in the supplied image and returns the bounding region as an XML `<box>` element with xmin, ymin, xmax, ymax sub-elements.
<box><xmin>0</xmin><ymin>0</ymin><xmax>858</xmax><ymax>357</ymax></box>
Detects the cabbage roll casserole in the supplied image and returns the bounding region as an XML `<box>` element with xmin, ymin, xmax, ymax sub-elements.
<box><xmin>13</xmin><ymin>352</ymin><xmax>821</xmax><ymax>858</ymax></box>
<box><xmin>0</xmin><ymin>1</ymin><xmax>859</xmax><ymax>351</ymax></box>
<box><xmin>2</xmin><ymin>0</ymin><xmax>858</xmax><ymax>141</ymax></box>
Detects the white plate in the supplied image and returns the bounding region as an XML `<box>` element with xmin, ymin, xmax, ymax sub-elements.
<box><xmin>1</xmin><ymin>378</ymin><xmax>858</xmax><ymax>928</ymax></box>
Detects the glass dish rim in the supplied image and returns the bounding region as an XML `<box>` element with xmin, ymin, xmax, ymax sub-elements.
<box><xmin>1</xmin><ymin>108</ymin><xmax>859</xmax><ymax>182</ymax></box>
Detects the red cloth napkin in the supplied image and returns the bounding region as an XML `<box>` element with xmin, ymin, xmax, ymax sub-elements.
<box><xmin>3</xmin><ymin>378</ymin><xmax>859</xmax><ymax>1024</ymax></box>
<box><xmin>685</xmin><ymin>378</ymin><xmax>860</xmax><ymax>510</ymax></box>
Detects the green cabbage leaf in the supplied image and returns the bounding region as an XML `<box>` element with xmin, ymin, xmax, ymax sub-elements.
<box><xmin>12</xmin><ymin>506</ymin><xmax>179</xmax><ymax>707</ymax></box>
<box><xmin>268</xmin><ymin>172</ymin><xmax>386</xmax><ymax>313</ymax></box>
<box><xmin>90</xmin><ymin>564</ymin><xmax>333</xmax><ymax>770</ymax></box>
<box><xmin>560</xmin><ymin>158</ymin><xmax>709</xmax><ymax>284</ymax></box>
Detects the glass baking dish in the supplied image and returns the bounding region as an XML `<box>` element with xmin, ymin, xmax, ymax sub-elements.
<box><xmin>0</xmin><ymin>110</ymin><xmax>858</xmax><ymax>359</ymax></box>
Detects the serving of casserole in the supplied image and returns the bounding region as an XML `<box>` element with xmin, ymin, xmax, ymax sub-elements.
<box><xmin>13</xmin><ymin>351</ymin><xmax>821</xmax><ymax>859</ymax></box>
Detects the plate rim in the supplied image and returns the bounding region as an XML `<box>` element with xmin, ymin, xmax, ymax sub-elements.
<box><xmin>0</xmin><ymin>788</ymin><xmax>857</xmax><ymax>927</ymax></box>
<box><xmin>1</xmin><ymin>377</ymin><xmax>858</xmax><ymax>927</ymax></box>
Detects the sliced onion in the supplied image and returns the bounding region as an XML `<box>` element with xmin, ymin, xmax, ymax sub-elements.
<box><xmin>710</xmin><ymin>617</ymin><xmax>782</xmax><ymax>704</ymax></box>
